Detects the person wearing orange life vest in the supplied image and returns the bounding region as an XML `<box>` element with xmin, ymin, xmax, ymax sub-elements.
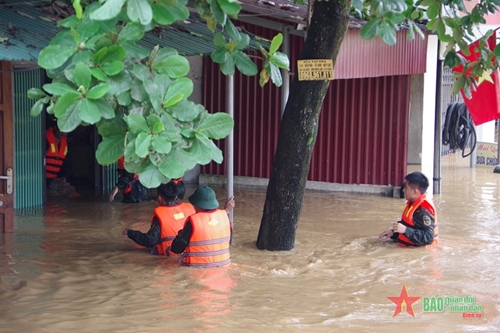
<box><xmin>379</xmin><ymin>171</ymin><xmax>438</xmax><ymax>247</ymax></box>
<box><xmin>122</xmin><ymin>178</ymin><xmax>195</xmax><ymax>255</ymax></box>
<box><xmin>171</xmin><ymin>186</ymin><xmax>235</xmax><ymax>267</ymax></box>
<box><xmin>109</xmin><ymin>156</ymin><xmax>151</xmax><ymax>203</ymax></box>
<box><xmin>45</xmin><ymin>126</ymin><xmax>68</xmax><ymax>185</ymax></box>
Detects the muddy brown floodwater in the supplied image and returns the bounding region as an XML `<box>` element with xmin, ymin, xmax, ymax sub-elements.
<box><xmin>1</xmin><ymin>154</ymin><xmax>500</xmax><ymax>333</ymax></box>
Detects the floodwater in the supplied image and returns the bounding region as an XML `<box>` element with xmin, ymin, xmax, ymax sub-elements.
<box><xmin>1</xmin><ymin>153</ymin><xmax>500</xmax><ymax>333</ymax></box>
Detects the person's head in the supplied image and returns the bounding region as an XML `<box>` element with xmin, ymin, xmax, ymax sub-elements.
<box><xmin>171</xmin><ymin>178</ymin><xmax>185</xmax><ymax>200</ymax></box>
<box><xmin>157</xmin><ymin>181</ymin><xmax>181</xmax><ymax>206</ymax></box>
<box><xmin>188</xmin><ymin>186</ymin><xmax>219</xmax><ymax>211</ymax></box>
<box><xmin>53</xmin><ymin>126</ymin><xmax>66</xmax><ymax>140</ymax></box>
<box><xmin>403</xmin><ymin>171</ymin><xmax>429</xmax><ymax>201</ymax></box>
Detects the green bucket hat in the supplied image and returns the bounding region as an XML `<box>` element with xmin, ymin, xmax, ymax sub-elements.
<box><xmin>189</xmin><ymin>186</ymin><xmax>219</xmax><ymax>210</ymax></box>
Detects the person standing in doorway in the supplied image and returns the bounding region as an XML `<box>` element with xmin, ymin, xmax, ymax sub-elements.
<box><xmin>46</xmin><ymin>126</ymin><xmax>79</xmax><ymax>197</ymax></box>
<box><xmin>378</xmin><ymin>171</ymin><xmax>438</xmax><ymax>247</ymax></box>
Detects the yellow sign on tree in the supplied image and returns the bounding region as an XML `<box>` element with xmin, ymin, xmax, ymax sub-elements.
<box><xmin>297</xmin><ymin>59</ymin><xmax>334</xmax><ymax>81</ymax></box>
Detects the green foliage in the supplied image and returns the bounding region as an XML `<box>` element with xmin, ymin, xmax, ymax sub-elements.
<box><xmin>30</xmin><ymin>0</ymin><xmax>497</xmax><ymax>188</ymax></box>
<box><xmin>29</xmin><ymin>0</ymin><xmax>283</xmax><ymax>188</ymax></box>
<box><xmin>356</xmin><ymin>0</ymin><xmax>500</xmax><ymax>96</ymax></box>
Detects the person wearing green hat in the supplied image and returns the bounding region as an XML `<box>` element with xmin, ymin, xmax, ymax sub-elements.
<box><xmin>171</xmin><ymin>186</ymin><xmax>235</xmax><ymax>267</ymax></box>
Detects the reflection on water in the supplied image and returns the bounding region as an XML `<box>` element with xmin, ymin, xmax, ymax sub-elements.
<box><xmin>1</xmin><ymin>154</ymin><xmax>500</xmax><ymax>333</ymax></box>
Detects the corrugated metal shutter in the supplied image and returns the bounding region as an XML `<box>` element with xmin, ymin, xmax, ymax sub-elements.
<box><xmin>202</xmin><ymin>59</ymin><xmax>410</xmax><ymax>186</ymax></box>
<box><xmin>13</xmin><ymin>66</ymin><xmax>44</xmax><ymax>210</ymax></box>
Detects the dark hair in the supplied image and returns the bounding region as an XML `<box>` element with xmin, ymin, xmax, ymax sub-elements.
<box><xmin>157</xmin><ymin>182</ymin><xmax>179</xmax><ymax>202</ymax></box>
<box><xmin>404</xmin><ymin>171</ymin><xmax>429</xmax><ymax>194</ymax></box>
<box><xmin>169</xmin><ymin>178</ymin><xmax>185</xmax><ymax>199</ymax></box>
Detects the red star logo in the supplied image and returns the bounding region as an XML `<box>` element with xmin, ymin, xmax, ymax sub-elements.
<box><xmin>387</xmin><ymin>285</ymin><xmax>421</xmax><ymax>317</ymax></box>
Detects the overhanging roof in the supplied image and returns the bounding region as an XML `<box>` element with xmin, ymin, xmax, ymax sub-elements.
<box><xmin>0</xmin><ymin>1</ymin><xmax>267</xmax><ymax>62</ymax></box>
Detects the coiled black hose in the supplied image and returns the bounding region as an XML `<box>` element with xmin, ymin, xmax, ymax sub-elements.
<box><xmin>442</xmin><ymin>102</ymin><xmax>477</xmax><ymax>158</ymax></box>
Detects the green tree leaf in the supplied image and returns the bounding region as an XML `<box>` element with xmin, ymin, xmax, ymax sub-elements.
<box><xmin>86</xmin><ymin>83</ymin><xmax>110</xmax><ymax>99</ymax></box>
<box><xmin>135</xmin><ymin>132</ymin><xmax>153</xmax><ymax>157</ymax></box>
<box><xmin>93</xmin><ymin>99</ymin><xmax>116</xmax><ymax>119</ymax></box>
<box><xmin>153</xmin><ymin>55</ymin><xmax>190</xmax><ymax>78</ymax></box>
<box><xmin>118</xmin><ymin>22</ymin><xmax>144</xmax><ymax>41</ymax></box>
<box><xmin>100</xmin><ymin>45</ymin><xmax>126</xmax><ymax>64</ymax></box>
<box><xmin>43</xmin><ymin>82</ymin><xmax>77</xmax><ymax>95</ymax></box>
<box><xmin>91</xmin><ymin>68</ymin><xmax>107</xmax><ymax>81</ymax></box>
<box><xmin>133</xmin><ymin>64</ymin><xmax>151</xmax><ymax>81</ymax></box>
<box><xmin>214</xmin><ymin>33</ymin><xmax>227</xmax><ymax>48</ymax></box>
<box><xmin>152</xmin><ymin>4</ymin><xmax>176</xmax><ymax>25</ymax></box>
<box><xmin>233</xmin><ymin>50</ymin><xmax>258</xmax><ymax>75</ymax></box>
<box><xmin>211</xmin><ymin>0</ymin><xmax>226</xmax><ymax>25</ymax></box>
<box><xmin>169</xmin><ymin>100</ymin><xmax>202</xmax><ymax>122</ymax></box>
<box><xmin>90</xmin><ymin>0</ymin><xmax>127</xmax><ymax>21</ymax></box>
<box><xmin>269</xmin><ymin>63</ymin><xmax>282</xmax><ymax>87</ymax></box>
<box><xmin>96</xmin><ymin>134</ymin><xmax>126</xmax><ymax>165</ymax></box>
<box><xmin>131</xmin><ymin>80</ymin><xmax>149</xmax><ymax>102</ymax></box>
<box><xmin>379</xmin><ymin>21</ymin><xmax>397</xmax><ymax>45</ymax></box>
<box><xmin>72</xmin><ymin>51</ymin><xmax>92</xmax><ymax>64</ymax></box>
<box><xmin>128</xmin><ymin>0</ymin><xmax>153</xmax><ymax>25</ymax></box>
<box><xmin>27</xmin><ymin>88</ymin><xmax>47</xmax><ymax>99</ymax></box>
<box><xmin>102</xmin><ymin>61</ymin><xmax>124</xmax><ymax>76</ymax></box>
<box><xmin>78</xmin><ymin>98</ymin><xmax>101</xmax><ymax>124</ymax></box>
<box><xmin>57</xmin><ymin>101</ymin><xmax>82</xmax><ymax>132</ymax></box>
<box><xmin>211</xmin><ymin>47</ymin><xmax>229</xmax><ymax>64</ymax></box>
<box><xmin>29</xmin><ymin>99</ymin><xmax>45</xmax><ymax>117</ymax></box>
<box><xmin>224</xmin><ymin>20</ymin><xmax>241</xmax><ymax>41</ymax></box>
<box><xmin>76</xmin><ymin>21</ymin><xmax>99</xmax><ymax>43</ymax></box>
<box><xmin>126</xmin><ymin>114</ymin><xmax>149</xmax><ymax>134</ymax></box>
<box><xmin>152</xmin><ymin>135</ymin><xmax>172</xmax><ymax>153</ymax></box>
<box><xmin>73</xmin><ymin>63</ymin><xmax>92</xmax><ymax>90</ymax></box>
<box><xmin>360</xmin><ymin>18</ymin><xmax>379</xmax><ymax>40</ymax></box>
<box><xmin>163</xmin><ymin>77</ymin><xmax>193</xmax><ymax>103</ymax></box>
<box><xmin>197</xmin><ymin>112</ymin><xmax>234</xmax><ymax>139</ymax></box>
<box><xmin>147</xmin><ymin>113</ymin><xmax>161</xmax><ymax>127</ymax></box>
<box><xmin>158</xmin><ymin>156</ymin><xmax>185</xmax><ymax>179</ymax></box>
<box><xmin>269</xmin><ymin>33</ymin><xmax>283</xmax><ymax>54</ymax></box>
<box><xmin>271</xmin><ymin>52</ymin><xmax>290</xmax><ymax>69</ymax></box>
<box><xmin>220</xmin><ymin>55</ymin><xmax>235</xmax><ymax>75</ymax></box>
<box><xmin>218</xmin><ymin>0</ymin><xmax>241</xmax><ymax>15</ymax></box>
<box><xmin>38</xmin><ymin>45</ymin><xmax>76</xmax><ymax>70</ymax></box>
<box><xmin>138</xmin><ymin>159</ymin><xmax>166</xmax><ymax>188</ymax></box>
<box><xmin>54</xmin><ymin>91</ymin><xmax>81</xmax><ymax>117</ymax></box>
<box><xmin>152</xmin><ymin>122</ymin><xmax>165</xmax><ymax>134</ymax></box>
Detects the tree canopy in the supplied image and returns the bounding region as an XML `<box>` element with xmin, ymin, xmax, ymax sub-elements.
<box><xmin>28</xmin><ymin>0</ymin><xmax>289</xmax><ymax>188</ymax></box>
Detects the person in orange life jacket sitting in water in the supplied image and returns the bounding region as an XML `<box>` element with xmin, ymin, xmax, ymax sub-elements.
<box><xmin>122</xmin><ymin>178</ymin><xmax>195</xmax><ymax>255</ymax></box>
<box><xmin>109</xmin><ymin>156</ymin><xmax>151</xmax><ymax>203</ymax></box>
<box><xmin>171</xmin><ymin>186</ymin><xmax>235</xmax><ymax>268</ymax></box>
<box><xmin>379</xmin><ymin>171</ymin><xmax>438</xmax><ymax>247</ymax></box>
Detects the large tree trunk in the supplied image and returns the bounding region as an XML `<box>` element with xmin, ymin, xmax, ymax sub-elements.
<box><xmin>256</xmin><ymin>0</ymin><xmax>352</xmax><ymax>251</ymax></box>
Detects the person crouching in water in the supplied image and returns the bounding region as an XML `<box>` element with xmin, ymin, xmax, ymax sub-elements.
<box><xmin>171</xmin><ymin>186</ymin><xmax>235</xmax><ymax>267</ymax></box>
<box><xmin>122</xmin><ymin>178</ymin><xmax>195</xmax><ymax>255</ymax></box>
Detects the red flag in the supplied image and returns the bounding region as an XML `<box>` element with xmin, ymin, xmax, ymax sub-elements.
<box><xmin>453</xmin><ymin>31</ymin><xmax>500</xmax><ymax>126</ymax></box>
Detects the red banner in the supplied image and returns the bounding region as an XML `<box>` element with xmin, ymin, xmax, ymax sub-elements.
<box><xmin>453</xmin><ymin>31</ymin><xmax>500</xmax><ymax>126</ymax></box>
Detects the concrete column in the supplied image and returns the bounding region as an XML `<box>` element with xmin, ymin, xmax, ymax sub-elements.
<box><xmin>421</xmin><ymin>35</ymin><xmax>439</xmax><ymax>197</ymax></box>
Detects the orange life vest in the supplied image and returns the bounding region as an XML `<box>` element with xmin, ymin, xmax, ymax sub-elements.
<box><xmin>180</xmin><ymin>210</ymin><xmax>231</xmax><ymax>268</ymax></box>
<box><xmin>397</xmin><ymin>193</ymin><xmax>439</xmax><ymax>247</ymax></box>
<box><xmin>153</xmin><ymin>203</ymin><xmax>196</xmax><ymax>256</ymax></box>
<box><xmin>46</xmin><ymin>127</ymin><xmax>68</xmax><ymax>179</ymax></box>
